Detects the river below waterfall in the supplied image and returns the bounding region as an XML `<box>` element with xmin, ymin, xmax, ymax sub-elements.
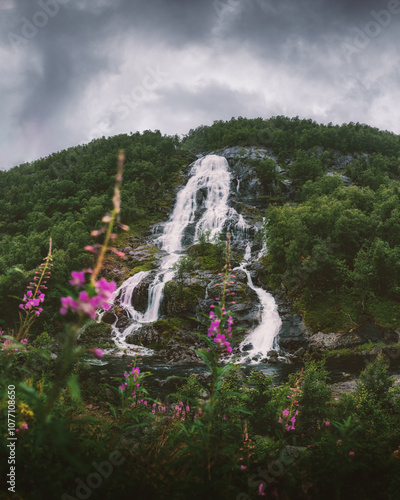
<box><xmin>87</xmin><ymin>353</ymin><xmax>396</xmax><ymax>400</ymax></box>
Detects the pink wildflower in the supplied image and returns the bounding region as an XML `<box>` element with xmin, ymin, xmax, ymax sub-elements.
<box><xmin>90</xmin><ymin>348</ymin><xmax>103</xmax><ymax>359</ymax></box>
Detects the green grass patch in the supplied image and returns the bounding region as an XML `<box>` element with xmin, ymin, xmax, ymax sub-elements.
<box><xmin>324</xmin><ymin>342</ymin><xmax>388</xmax><ymax>359</ymax></box>
<box><xmin>367</xmin><ymin>297</ymin><xmax>400</xmax><ymax>329</ymax></box>
<box><xmin>296</xmin><ymin>292</ymin><xmax>366</xmax><ymax>333</ymax></box>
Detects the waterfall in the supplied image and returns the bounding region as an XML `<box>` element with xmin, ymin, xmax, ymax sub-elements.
<box><xmin>110</xmin><ymin>155</ymin><xmax>232</xmax><ymax>351</ymax></box>
<box><xmin>238</xmin><ymin>253</ymin><xmax>282</xmax><ymax>360</ymax></box>
<box><xmin>157</xmin><ymin>154</ymin><xmax>232</xmax><ymax>252</ymax></box>
<box><xmin>108</xmin><ymin>154</ymin><xmax>282</xmax><ymax>359</ymax></box>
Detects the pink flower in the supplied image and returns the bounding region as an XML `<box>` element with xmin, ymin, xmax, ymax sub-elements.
<box><xmin>90</xmin><ymin>349</ymin><xmax>103</xmax><ymax>359</ymax></box>
<box><xmin>349</xmin><ymin>451</ymin><xmax>355</xmax><ymax>457</ymax></box>
<box><xmin>69</xmin><ymin>271</ymin><xmax>86</xmax><ymax>287</ymax></box>
<box><xmin>325</xmin><ymin>421</ymin><xmax>330</xmax><ymax>427</ymax></box>
<box><xmin>208</xmin><ymin>319</ymin><xmax>220</xmax><ymax>337</ymax></box>
<box><xmin>241</xmin><ymin>465</ymin><xmax>247</xmax><ymax>470</ymax></box>
<box><xmin>60</xmin><ymin>275</ymin><xmax>116</xmax><ymax>318</ymax></box>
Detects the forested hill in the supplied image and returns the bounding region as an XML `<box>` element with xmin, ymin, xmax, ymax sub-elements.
<box><xmin>182</xmin><ymin>116</ymin><xmax>400</xmax><ymax>159</ymax></box>
<box><xmin>0</xmin><ymin>131</ymin><xmax>195</xmax><ymax>331</ymax></box>
<box><xmin>183</xmin><ymin>117</ymin><xmax>400</xmax><ymax>332</ymax></box>
<box><xmin>1</xmin><ymin>116</ymin><xmax>400</xmax><ymax>335</ymax></box>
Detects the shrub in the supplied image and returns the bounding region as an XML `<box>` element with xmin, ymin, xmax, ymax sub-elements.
<box><xmin>297</xmin><ymin>360</ymin><xmax>331</xmax><ymax>433</ymax></box>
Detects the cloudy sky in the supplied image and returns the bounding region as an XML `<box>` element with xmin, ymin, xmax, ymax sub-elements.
<box><xmin>1</xmin><ymin>0</ymin><xmax>399</xmax><ymax>170</ymax></box>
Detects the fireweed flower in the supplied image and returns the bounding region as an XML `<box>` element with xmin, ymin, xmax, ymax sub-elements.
<box><xmin>60</xmin><ymin>271</ymin><xmax>116</xmax><ymax>319</ymax></box>
<box><xmin>18</xmin><ymin>239</ymin><xmax>53</xmax><ymax>331</ymax></box>
<box><xmin>89</xmin><ymin>348</ymin><xmax>103</xmax><ymax>359</ymax></box>
<box><xmin>279</xmin><ymin>369</ymin><xmax>303</xmax><ymax>431</ymax></box>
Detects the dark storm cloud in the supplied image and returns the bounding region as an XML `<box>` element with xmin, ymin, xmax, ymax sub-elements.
<box><xmin>0</xmin><ymin>0</ymin><xmax>399</xmax><ymax>169</ymax></box>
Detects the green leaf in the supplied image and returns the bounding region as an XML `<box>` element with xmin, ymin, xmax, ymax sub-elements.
<box><xmin>67</xmin><ymin>373</ymin><xmax>82</xmax><ymax>403</ymax></box>
<box><xmin>106</xmin><ymin>402</ymin><xmax>118</xmax><ymax>420</ymax></box>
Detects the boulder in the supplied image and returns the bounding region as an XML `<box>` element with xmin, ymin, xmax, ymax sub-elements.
<box><xmin>125</xmin><ymin>325</ymin><xmax>162</xmax><ymax>347</ymax></box>
<box><xmin>276</xmin><ymin>315</ymin><xmax>311</xmax><ymax>351</ymax></box>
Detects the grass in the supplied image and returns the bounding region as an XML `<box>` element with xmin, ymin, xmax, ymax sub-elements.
<box><xmin>295</xmin><ymin>291</ymin><xmax>365</xmax><ymax>333</ymax></box>
<box><xmin>367</xmin><ymin>297</ymin><xmax>400</xmax><ymax>329</ymax></box>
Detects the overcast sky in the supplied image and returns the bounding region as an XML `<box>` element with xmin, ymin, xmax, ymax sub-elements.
<box><xmin>1</xmin><ymin>0</ymin><xmax>399</xmax><ymax>169</ymax></box>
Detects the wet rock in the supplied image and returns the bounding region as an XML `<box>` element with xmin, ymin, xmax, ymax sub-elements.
<box><xmin>77</xmin><ymin>323</ymin><xmax>114</xmax><ymax>347</ymax></box>
<box><xmin>294</xmin><ymin>347</ymin><xmax>306</xmax><ymax>357</ymax></box>
<box><xmin>102</xmin><ymin>309</ymin><xmax>117</xmax><ymax>325</ymax></box>
<box><xmin>276</xmin><ymin>315</ymin><xmax>311</xmax><ymax>351</ymax></box>
<box><xmin>130</xmin><ymin>272</ymin><xmax>157</xmax><ymax>312</ymax></box>
<box><xmin>125</xmin><ymin>325</ymin><xmax>162</xmax><ymax>347</ymax></box>
<box><xmin>267</xmin><ymin>349</ymin><xmax>278</xmax><ymax>358</ymax></box>
<box><xmin>115</xmin><ymin>316</ymin><xmax>131</xmax><ymax>330</ymax></box>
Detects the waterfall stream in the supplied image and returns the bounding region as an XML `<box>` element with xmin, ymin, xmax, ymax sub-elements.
<box><xmin>108</xmin><ymin>154</ymin><xmax>282</xmax><ymax>360</ymax></box>
<box><xmin>236</xmin><ymin>244</ymin><xmax>282</xmax><ymax>361</ymax></box>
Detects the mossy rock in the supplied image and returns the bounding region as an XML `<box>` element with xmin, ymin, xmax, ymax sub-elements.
<box><xmin>152</xmin><ymin>317</ymin><xmax>197</xmax><ymax>345</ymax></box>
<box><xmin>163</xmin><ymin>281</ymin><xmax>206</xmax><ymax>316</ymax></box>
<box><xmin>187</xmin><ymin>242</ymin><xmax>225</xmax><ymax>272</ymax></box>
<box><xmin>367</xmin><ymin>297</ymin><xmax>400</xmax><ymax>330</ymax></box>
<box><xmin>77</xmin><ymin>321</ymin><xmax>114</xmax><ymax>347</ymax></box>
<box><xmin>128</xmin><ymin>261</ymin><xmax>156</xmax><ymax>276</ymax></box>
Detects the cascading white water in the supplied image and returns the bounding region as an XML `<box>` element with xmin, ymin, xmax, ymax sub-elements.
<box><xmin>108</xmin><ymin>154</ymin><xmax>282</xmax><ymax>359</ymax></box>
<box><xmin>237</xmin><ymin>245</ymin><xmax>282</xmax><ymax>361</ymax></box>
<box><xmin>158</xmin><ymin>155</ymin><xmax>232</xmax><ymax>252</ymax></box>
<box><xmin>110</xmin><ymin>155</ymin><xmax>233</xmax><ymax>351</ymax></box>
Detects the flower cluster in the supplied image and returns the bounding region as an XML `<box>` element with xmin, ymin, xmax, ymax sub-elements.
<box><xmin>19</xmin><ymin>290</ymin><xmax>45</xmax><ymax>316</ymax></box>
<box><xmin>238</xmin><ymin>436</ymin><xmax>256</xmax><ymax>471</ymax></box>
<box><xmin>208</xmin><ymin>234</ymin><xmax>237</xmax><ymax>354</ymax></box>
<box><xmin>19</xmin><ymin>239</ymin><xmax>53</xmax><ymax>320</ymax></box>
<box><xmin>279</xmin><ymin>370</ymin><xmax>303</xmax><ymax>431</ymax></box>
<box><xmin>1</xmin><ymin>336</ymin><xmax>28</xmax><ymax>353</ymax></box>
<box><xmin>208</xmin><ymin>304</ymin><xmax>233</xmax><ymax>353</ymax></box>
<box><xmin>89</xmin><ymin>348</ymin><xmax>104</xmax><ymax>359</ymax></box>
<box><xmin>60</xmin><ymin>270</ymin><xmax>116</xmax><ymax>319</ymax></box>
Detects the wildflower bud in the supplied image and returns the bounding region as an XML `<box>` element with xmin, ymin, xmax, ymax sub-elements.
<box><xmin>84</xmin><ymin>245</ymin><xmax>97</xmax><ymax>254</ymax></box>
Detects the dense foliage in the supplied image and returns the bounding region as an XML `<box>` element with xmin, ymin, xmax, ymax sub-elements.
<box><xmin>183</xmin><ymin>116</ymin><xmax>400</xmax><ymax>331</ymax></box>
<box><xmin>182</xmin><ymin>115</ymin><xmax>400</xmax><ymax>159</ymax></box>
<box><xmin>0</xmin><ymin>131</ymin><xmax>194</xmax><ymax>334</ymax></box>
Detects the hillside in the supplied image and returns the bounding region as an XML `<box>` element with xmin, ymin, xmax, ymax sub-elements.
<box><xmin>1</xmin><ymin>116</ymin><xmax>400</xmax><ymax>340</ymax></box>
<box><xmin>1</xmin><ymin>117</ymin><xmax>400</xmax><ymax>500</ymax></box>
